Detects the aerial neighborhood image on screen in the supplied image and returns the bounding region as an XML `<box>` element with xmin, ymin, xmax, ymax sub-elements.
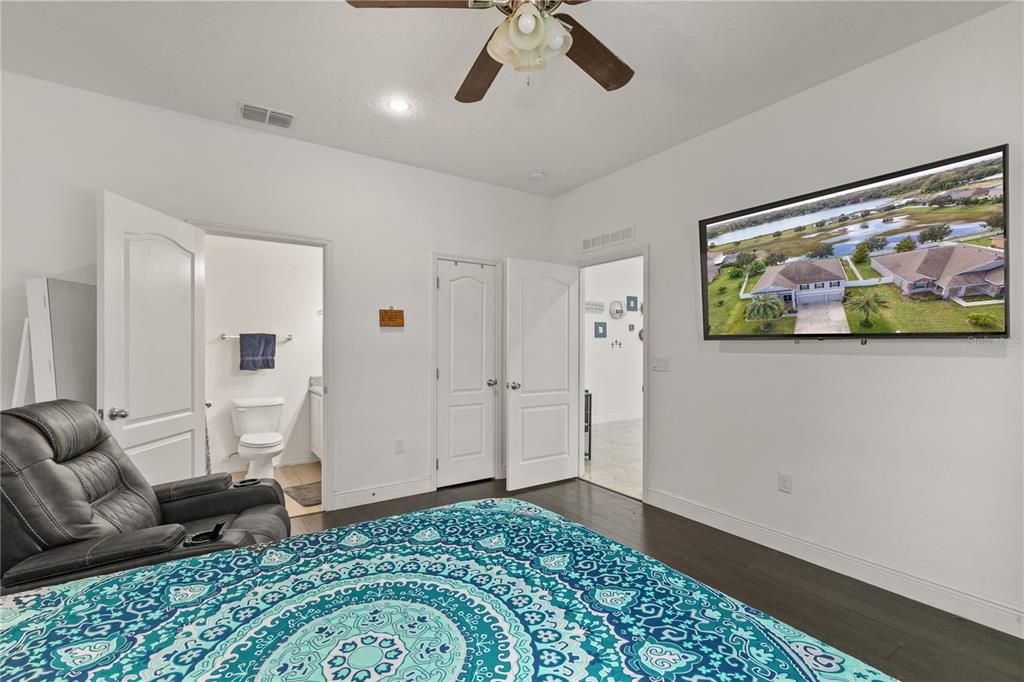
<box><xmin>701</xmin><ymin>147</ymin><xmax>1007</xmax><ymax>338</ymax></box>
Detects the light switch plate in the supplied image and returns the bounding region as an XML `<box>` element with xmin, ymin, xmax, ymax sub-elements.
<box><xmin>651</xmin><ymin>356</ymin><xmax>671</xmax><ymax>372</ymax></box>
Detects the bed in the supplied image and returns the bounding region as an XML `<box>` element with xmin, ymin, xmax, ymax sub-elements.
<box><xmin>0</xmin><ymin>499</ymin><xmax>894</xmax><ymax>680</ymax></box>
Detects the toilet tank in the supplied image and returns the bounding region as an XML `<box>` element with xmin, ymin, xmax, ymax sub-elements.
<box><xmin>230</xmin><ymin>396</ymin><xmax>285</xmax><ymax>436</ymax></box>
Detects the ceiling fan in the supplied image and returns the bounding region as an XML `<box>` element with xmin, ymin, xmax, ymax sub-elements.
<box><xmin>347</xmin><ymin>0</ymin><xmax>634</xmax><ymax>103</ymax></box>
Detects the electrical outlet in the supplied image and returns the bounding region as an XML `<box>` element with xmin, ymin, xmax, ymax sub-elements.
<box><xmin>777</xmin><ymin>472</ymin><xmax>793</xmax><ymax>494</ymax></box>
<box><xmin>651</xmin><ymin>356</ymin><xmax>671</xmax><ymax>372</ymax></box>
<box><xmin>394</xmin><ymin>438</ymin><xmax>405</xmax><ymax>454</ymax></box>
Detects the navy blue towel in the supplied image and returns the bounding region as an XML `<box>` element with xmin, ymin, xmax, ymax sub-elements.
<box><xmin>239</xmin><ymin>333</ymin><xmax>276</xmax><ymax>370</ymax></box>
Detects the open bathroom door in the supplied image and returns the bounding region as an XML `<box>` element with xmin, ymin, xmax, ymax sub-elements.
<box><xmin>98</xmin><ymin>191</ymin><xmax>206</xmax><ymax>485</ymax></box>
<box><xmin>504</xmin><ymin>258</ymin><xmax>580</xmax><ymax>491</ymax></box>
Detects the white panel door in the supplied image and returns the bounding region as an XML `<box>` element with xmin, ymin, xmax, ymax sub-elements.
<box><xmin>436</xmin><ymin>259</ymin><xmax>498</xmax><ymax>487</ymax></box>
<box><xmin>505</xmin><ymin>258</ymin><xmax>579</xmax><ymax>491</ymax></box>
<box><xmin>98</xmin><ymin>191</ymin><xmax>205</xmax><ymax>485</ymax></box>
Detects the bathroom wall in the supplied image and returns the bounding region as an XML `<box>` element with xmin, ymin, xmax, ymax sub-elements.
<box><xmin>205</xmin><ymin>235</ymin><xmax>323</xmax><ymax>470</ymax></box>
<box><xmin>583</xmin><ymin>256</ymin><xmax>644</xmax><ymax>424</ymax></box>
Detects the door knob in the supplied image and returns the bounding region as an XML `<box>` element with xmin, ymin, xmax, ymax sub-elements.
<box><xmin>486</xmin><ymin>379</ymin><xmax>498</xmax><ymax>387</ymax></box>
<box><xmin>509</xmin><ymin>382</ymin><xmax>521</xmax><ymax>391</ymax></box>
<box><xmin>108</xmin><ymin>407</ymin><xmax>130</xmax><ymax>420</ymax></box>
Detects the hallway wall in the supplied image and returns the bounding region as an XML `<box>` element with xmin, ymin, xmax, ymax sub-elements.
<box><xmin>583</xmin><ymin>256</ymin><xmax>644</xmax><ymax>424</ymax></box>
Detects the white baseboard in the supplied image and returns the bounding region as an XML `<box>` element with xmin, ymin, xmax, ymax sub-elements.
<box><xmin>216</xmin><ymin>458</ymin><xmax>246</xmax><ymax>474</ymax></box>
<box><xmin>215</xmin><ymin>452</ymin><xmax>319</xmax><ymax>474</ymax></box>
<box><xmin>645</xmin><ymin>487</ymin><xmax>1024</xmax><ymax>638</ymax></box>
<box><xmin>330</xmin><ymin>477</ymin><xmax>435</xmax><ymax>510</ymax></box>
<box><xmin>277</xmin><ymin>451</ymin><xmax>320</xmax><ymax>467</ymax></box>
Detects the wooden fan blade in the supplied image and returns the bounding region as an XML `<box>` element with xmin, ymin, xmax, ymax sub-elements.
<box><xmin>561</xmin><ymin>0</ymin><xmax>591</xmax><ymax>4</ymax></box>
<box><xmin>347</xmin><ymin>1</ymin><xmax>476</xmax><ymax>8</ymax></box>
<box><xmin>556</xmin><ymin>13</ymin><xmax>634</xmax><ymax>91</ymax></box>
<box><xmin>455</xmin><ymin>29</ymin><xmax>502</xmax><ymax>103</ymax></box>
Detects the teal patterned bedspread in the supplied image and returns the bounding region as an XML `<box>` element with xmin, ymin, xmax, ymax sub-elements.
<box><xmin>0</xmin><ymin>499</ymin><xmax>894</xmax><ymax>681</ymax></box>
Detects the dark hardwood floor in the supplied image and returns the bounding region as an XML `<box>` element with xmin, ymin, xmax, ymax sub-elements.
<box><xmin>291</xmin><ymin>478</ymin><xmax>1023</xmax><ymax>682</ymax></box>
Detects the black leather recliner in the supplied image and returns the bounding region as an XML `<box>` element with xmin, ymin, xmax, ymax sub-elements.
<box><xmin>1</xmin><ymin>399</ymin><xmax>291</xmax><ymax>593</ymax></box>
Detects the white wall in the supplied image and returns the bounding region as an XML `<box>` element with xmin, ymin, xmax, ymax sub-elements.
<box><xmin>1</xmin><ymin>73</ymin><xmax>553</xmax><ymax>511</ymax></box>
<box><xmin>553</xmin><ymin>5</ymin><xmax>1023</xmax><ymax>636</ymax></box>
<box><xmin>205</xmin><ymin>235</ymin><xmax>323</xmax><ymax>470</ymax></box>
<box><xmin>584</xmin><ymin>256</ymin><xmax>644</xmax><ymax>423</ymax></box>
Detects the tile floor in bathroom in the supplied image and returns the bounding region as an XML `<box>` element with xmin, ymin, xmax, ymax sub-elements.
<box><xmin>232</xmin><ymin>461</ymin><xmax>322</xmax><ymax>518</ymax></box>
<box><xmin>580</xmin><ymin>418</ymin><xmax>643</xmax><ymax>500</ymax></box>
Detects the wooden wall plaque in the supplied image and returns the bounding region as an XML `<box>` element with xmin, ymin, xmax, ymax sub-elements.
<box><xmin>379</xmin><ymin>308</ymin><xmax>405</xmax><ymax>328</ymax></box>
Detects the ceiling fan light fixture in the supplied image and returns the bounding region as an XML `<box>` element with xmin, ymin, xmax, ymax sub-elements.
<box><xmin>541</xmin><ymin>14</ymin><xmax>572</xmax><ymax>59</ymax></box>
<box><xmin>507</xmin><ymin>2</ymin><xmax>545</xmax><ymax>50</ymax></box>
<box><xmin>512</xmin><ymin>46</ymin><xmax>544</xmax><ymax>72</ymax></box>
<box><xmin>486</xmin><ymin>18</ymin><xmax>520</xmax><ymax>64</ymax></box>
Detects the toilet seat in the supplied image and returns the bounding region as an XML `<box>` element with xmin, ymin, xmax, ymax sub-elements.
<box><xmin>239</xmin><ymin>432</ymin><xmax>283</xmax><ymax>448</ymax></box>
<box><xmin>237</xmin><ymin>432</ymin><xmax>284</xmax><ymax>480</ymax></box>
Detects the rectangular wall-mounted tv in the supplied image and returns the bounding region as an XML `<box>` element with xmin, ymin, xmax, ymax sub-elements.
<box><xmin>700</xmin><ymin>145</ymin><xmax>1008</xmax><ymax>339</ymax></box>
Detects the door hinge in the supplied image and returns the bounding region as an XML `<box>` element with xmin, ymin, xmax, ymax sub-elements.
<box><xmin>436</xmin><ymin>459</ymin><xmax>439</xmax><ymax>471</ymax></box>
<box><xmin>436</xmin><ymin>368</ymin><xmax>440</xmax><ymax>380</ymax></box>
<box><xmin>436</xmin><ymin>276</ymin><xmax>440</xmax><ymax>289</ymax></box>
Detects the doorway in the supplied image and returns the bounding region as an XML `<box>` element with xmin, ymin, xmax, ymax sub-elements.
<box><xmin>580</xmin><ymin>255</ymin><xmax>644</xmax><ymax>499</ymax></box>
<box><xmin>205</xmin><ymin>235</ymin><xmax>325</xmax><ymax>519</ymax></box>
<box><xmin>97</xmin><ymin>193</ymin><xmax>333</xmax><ymax>516</ymax></box>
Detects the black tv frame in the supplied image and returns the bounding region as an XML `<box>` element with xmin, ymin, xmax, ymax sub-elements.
<box><xmin>699</xmin><ymin>144</ymin><xmax>1010</xmax><ymax>340</ymax></box>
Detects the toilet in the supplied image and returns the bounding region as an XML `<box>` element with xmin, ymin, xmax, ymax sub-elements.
<box><xmin>230</xmin><ymin>396</ymin><xmax>286</xmax><ymax>479</ymax></box>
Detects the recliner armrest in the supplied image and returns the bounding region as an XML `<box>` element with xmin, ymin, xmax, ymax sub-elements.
<box><xmin>1</xmin><ymin>528</ymin><xmax>258</xmax><ymax>594</ymax></box>
<box><xmin>1</xmin><ymin>524</ymin><xmax>186</xmax><ymax>588</ymax></box>
<box><xmin>158</xmin><ymin>478</ymin><xmax>286</xmax><ymax>524</ymax></box>
<box><xmin>153</xmin><ymin>473</ymin><xmax>232</xmax><ymax>504</ymax></box>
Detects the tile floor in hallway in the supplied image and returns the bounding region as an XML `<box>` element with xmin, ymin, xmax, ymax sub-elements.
<box><xmin>581</xmin><ymin>418</ymin><xmax>642</xmax><ymax>499</ymax></box>
<box><xmin>232</xmin><ymin>461</ymin><xmax>322</xmax><ymax>518</ymax></box>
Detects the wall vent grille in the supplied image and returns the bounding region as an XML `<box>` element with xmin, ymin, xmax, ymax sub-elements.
<box><xmin>582</xmin><ymin>227</ymin><xmax>634</xmax><ymax>253</ymax></box>
<box><xmin>238</xmin><ymin>101</ymin><xmax>296</xmax><ymax>130</ymax></box>
<box><xmin>267</xmin><ymin>111</ymin><xmax>295</xmax><ymax>128</ymax></box>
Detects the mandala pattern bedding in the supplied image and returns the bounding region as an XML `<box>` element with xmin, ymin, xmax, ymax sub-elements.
<box><xmin>0</xmin><ymin>499</ymin><xmax>894</xmax><ymax>681</ymax></box>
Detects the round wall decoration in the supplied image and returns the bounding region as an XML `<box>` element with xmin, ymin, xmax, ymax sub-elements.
<box><xmin>609</xmin><ymin>301</ymin><xmax>625</xmax><ymax>319</ymax></box>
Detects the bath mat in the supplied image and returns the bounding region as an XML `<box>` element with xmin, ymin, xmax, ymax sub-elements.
<box><xmin>284</xmin><ymin>481</ymin><xmax>322</xmax><ymax>507</ymax></box>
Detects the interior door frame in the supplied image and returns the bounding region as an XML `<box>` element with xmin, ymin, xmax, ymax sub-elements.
<box><xmin>431</xmin><ymin>253</ymin><xmax>505</xmax><ymax>489</ymax></box>
<box><xmin>577</xmin><ymin>245</ymin><xmax>650</xmax><ymax>501</ymax></box>
<box><xmin>187</xmin><ymin>219</ymin><xmax>334</xmax><ymax>510</ymax></box>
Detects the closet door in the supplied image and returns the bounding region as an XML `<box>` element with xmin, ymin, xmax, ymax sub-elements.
<box><xmin>436</xmin><ymin>259</ymin><xmax>498</xmax><ymax>487</ymax></box>
<box><xmin>98</xmin><ymin>191</ymin><xmax>206</xmax><ymax>485</ymax></box>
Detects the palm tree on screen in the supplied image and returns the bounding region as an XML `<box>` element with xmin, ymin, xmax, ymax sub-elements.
<box><xmin>745</xmin><ymin>295</ymin><xmax>785</xmax><ymax>331</ymax></box>
<box><xmin>848</xmin><ymin>291</ymin><xmax>890</xmax><ymax>328</ymax></box>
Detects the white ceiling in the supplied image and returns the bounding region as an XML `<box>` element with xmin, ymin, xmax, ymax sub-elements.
<box><xmin>1</xmin><ymin>1</ymin><xmax>1001</xmax><ymax>196</ymax></box>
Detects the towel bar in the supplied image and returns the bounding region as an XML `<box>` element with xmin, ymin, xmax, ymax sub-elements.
<box><xmin>220</xmin><ymin>334</ymin><xmax>294</xmax><ymax>342</ymax></box>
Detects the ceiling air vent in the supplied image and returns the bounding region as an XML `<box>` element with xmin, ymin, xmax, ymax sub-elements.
<box><xmin>582</xmin><ymin>227</ymin><xmax>634</xmax><ymax>253</ymax></box>
<box><xmin>238</xmin><ymin>101</ymin><xmax>296</xmax><ymax>130</ymax></box>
